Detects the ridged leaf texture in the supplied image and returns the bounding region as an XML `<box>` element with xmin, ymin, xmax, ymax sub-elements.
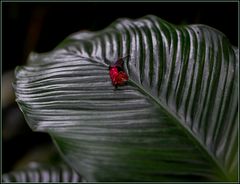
<box><xmin>2</xmin><ymin>163</ymin><xmax>82</xmax><ymax>182</ymax></box>
<box><xmin>14</xmin><ymin>15</ymin><xmax>238</xmax><ymax>181</ymax></box>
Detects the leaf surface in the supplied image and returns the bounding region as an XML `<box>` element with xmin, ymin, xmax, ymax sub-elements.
<box><xmin>14</xmin><ymin>15</ymin><xmax>238</xmax><ymax>181</ymax></box>
<box><xmin>2</xmin><ymin>163</ymin><xmax>82</xmax><ymax>182</ymax></box>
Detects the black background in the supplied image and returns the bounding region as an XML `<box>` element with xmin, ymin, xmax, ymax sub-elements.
<box><xmin>2</xmin><ymin>2</ymin><xmax>238</xmax><ymax>174</ymax></box>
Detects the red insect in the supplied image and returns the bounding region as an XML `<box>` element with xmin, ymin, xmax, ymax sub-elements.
<box><xmin>109</xmin><ymin>56</ymin><xmax>129</xmax><ymax>88</ymax></box>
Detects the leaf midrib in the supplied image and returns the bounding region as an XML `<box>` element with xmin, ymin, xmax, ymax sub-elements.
<box><xmin>75</xmin><ymin>56</ymin><xmax>230</xmax><ymax>180</ymax></box>
<box><xmin>127</xmin><ymin>78</ymin><xmax>230</xmax><ymax>181</ymax></box>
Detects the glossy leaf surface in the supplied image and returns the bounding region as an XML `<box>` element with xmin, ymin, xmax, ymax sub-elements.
<box><xmin>2</xmin><ymin>163</ymin><xmax>82</xmax><ymax>182</ymax></box>
<box><xmin>14</xmin><ymin>15</ymin><xmax>238</xmax><ymax>181</ymax></box>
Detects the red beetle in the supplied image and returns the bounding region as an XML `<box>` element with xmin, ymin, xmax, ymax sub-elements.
<box><xmin>109</xmin><ymin>55</ymin><xmax>129</xmax><ymax>88</ymax></box>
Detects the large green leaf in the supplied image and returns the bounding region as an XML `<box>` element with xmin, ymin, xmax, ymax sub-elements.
<box><xmin>13</xmin><ymin>15</ymin><xmax>238</xmax><ymax>181</ymax></box>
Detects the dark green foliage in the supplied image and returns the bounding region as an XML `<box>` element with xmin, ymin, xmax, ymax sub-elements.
<box><xmin>13</xmin><ymin>15</ymin><xmax>238</xmax><ymax>181</ymax></box>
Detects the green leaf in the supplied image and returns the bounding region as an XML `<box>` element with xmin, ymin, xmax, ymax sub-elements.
<box><xmin>2</xmin><ymin>163</ymin><xmax>82</xmax><ymax>182</ymax></box>
<box><xmin>13</xmin><ymin>15</ymin><xmax>238</xmax><ymax>181</ymax></box>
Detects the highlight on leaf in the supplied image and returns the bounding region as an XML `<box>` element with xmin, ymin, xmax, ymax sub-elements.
<box><xmin>13</xmin><ymin>15</ymin><xmax>238</xmax><ymax>182</ymax></box>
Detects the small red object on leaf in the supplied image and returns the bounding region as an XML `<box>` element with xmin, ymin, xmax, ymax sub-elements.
<box><xmin>109</xmin><ymin>56</ymin><xmax>129</xmax><ymax>88</ymax></box>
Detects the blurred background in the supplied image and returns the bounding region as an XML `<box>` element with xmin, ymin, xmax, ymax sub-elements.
<box><xmin>2</xmin><ymin>2</ymin><xmax>238</xmax><ymax>174</ymax></box>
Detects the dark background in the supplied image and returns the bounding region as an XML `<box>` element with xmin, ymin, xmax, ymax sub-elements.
<box><xmin>2</xmin><ymin>2</ymin><xmax>238</xmax><ymax>174</ymax></box>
